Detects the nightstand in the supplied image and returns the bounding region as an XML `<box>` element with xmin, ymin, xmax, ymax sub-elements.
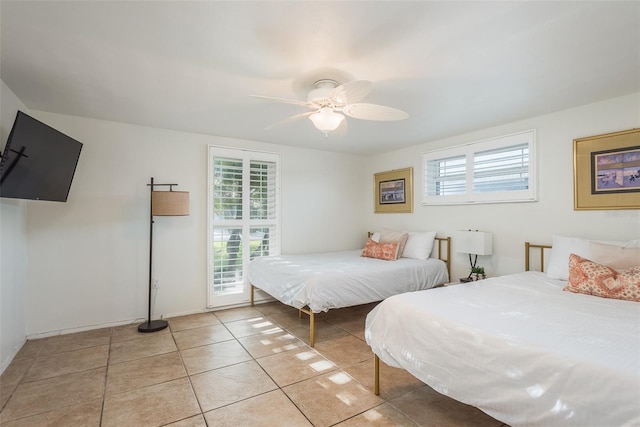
<box><xmin>444</xmin><ymin>278</ymin><xmax>483</xmax><ymax>286</ymax></box>
<box><xmin>444</xmin><ymin>281</ymin><xmax>462</xmax><ymax>287</ymax></box>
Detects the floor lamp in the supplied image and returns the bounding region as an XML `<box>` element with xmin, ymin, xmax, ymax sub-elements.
<box><xmin>138</xmin><ymin>177</ymin><xmax>190</xmax><ymax>333</ymax></box>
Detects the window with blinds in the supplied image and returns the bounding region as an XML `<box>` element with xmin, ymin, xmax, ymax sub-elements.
<box><xmin>208</xmin><ymin>147</ymin><xmax>280</xmax><ymax>307</ymax></box>
<box><xmin>422</xmin><ymin>130</ymin><xmax>536</xmax><ymax>205</ymax></box>
<box><xmin>425</xmin><ymin>155</ymin><xmax>466</xmax><ymax>196</ymax></box>
<box><xmin>473</xmin><ymin>144</ymin><xmax>529</xmax><ymax>193</ymax></box>
<box><xmin>212</xmin><ymin>158</ymin><xmax>243</xmax><ymax>220</ymax></box>
<box><xmin>250</xmin><ymin>161</ymin><xmax>277</xmax><ymax>220</ymax></box>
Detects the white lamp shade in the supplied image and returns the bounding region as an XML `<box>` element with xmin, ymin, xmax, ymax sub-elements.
<box><xmin>456</xmin><ymin>230</ymin><xmax>492</xmax><ymax>255</ymax></box>
<box><xmin>152</xmin><ymin>191</ymin><xmax>190</xmax><ymax>216</ymax></box>
<box><xmin>309</xmin><ymin>107</ymin><xmax>345</xmax><ymax>132</ymax></box>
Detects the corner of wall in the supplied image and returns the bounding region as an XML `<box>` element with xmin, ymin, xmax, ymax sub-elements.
<box><xmin>0</xmin><ymin>78</ymin><xmax>29</xmax><ymax>374</ymax></box>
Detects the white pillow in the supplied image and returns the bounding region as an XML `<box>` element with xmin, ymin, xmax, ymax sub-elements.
<box><xmin>402</xmin><ymin>231</ymin><xmax>437</xmax><ymax>260</ymax></box>
<box><xmin>547</xmin><ymin>235</ymin><xmax>640</xmax><ymax>281</ymax></box>
<box><xmin>370</xmin><ymin>231</ymin><xmax>380</xmax><ymax>242</ymax></box>
<box><xmin>590</xmin><ymin>242</ymin><xmax>640</xmax><ymax>271</ymax></box>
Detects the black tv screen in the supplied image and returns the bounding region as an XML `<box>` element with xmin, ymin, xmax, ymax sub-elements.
<box><xmin>0</xmin><ymin>111</ymin><xmax>83</xmax><ymax>202</ymax></box>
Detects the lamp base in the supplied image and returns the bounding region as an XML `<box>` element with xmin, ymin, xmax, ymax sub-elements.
<box><xmin>137</xmin><ymin>319</ymin><xmax>168</xmax><ymax>333</ymax></box>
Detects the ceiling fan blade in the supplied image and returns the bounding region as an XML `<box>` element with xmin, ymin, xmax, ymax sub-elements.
<box><xmin>250</xmin><ymin>94</ymin><xmax>310</xmax><ymax>107</ymax></box>
<box><xmin>342</xmin><ymin>103</ymin><xmax>409</xmax><ymax>121</ymax></box>
<box><xmin>265</xmin><ymin>111</ymin><xmax>313</xmax><ymax>130</ymax></box>
<box><xmin>330</xmin><ymin>80</ymin><xmax>373</xmax><ymax>105</ymax></box>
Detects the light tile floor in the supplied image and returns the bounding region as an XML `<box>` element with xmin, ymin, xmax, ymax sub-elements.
<box><xmin>0</xmin><ymin>301</ymin><xmax>508</xmax><ymax>426</ymax></box>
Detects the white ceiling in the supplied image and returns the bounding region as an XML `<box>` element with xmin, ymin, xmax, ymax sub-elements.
<box><xmin>1</xmin><ymin>1</ymin><xmax>638</xmax><ymax>155</ymax></box>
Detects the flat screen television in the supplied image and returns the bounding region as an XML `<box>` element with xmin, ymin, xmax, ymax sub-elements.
<box><xmin>0</xmin><ymin>111</ymin><xmax>83</xmax><ymax>202</ymax></box>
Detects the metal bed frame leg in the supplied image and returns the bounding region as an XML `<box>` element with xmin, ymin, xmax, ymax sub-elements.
<box><xmin>250</xmin><ymin>282</ymin><xmax>318</xmax><ymax>347</ymax></box>
<box><xmin>297</xmin><ymin>308</ymin><xmax>315</xmax><ymax>347</ymax></box>
<box><xmin>374</xmin><ymin>354</ymin><xmax>380</xmax><ymax>395</ymax></box>
<box><xmin>309</xmin><ymin>312</ymin><xmax>315</xmax><ymax>347</ymax></box>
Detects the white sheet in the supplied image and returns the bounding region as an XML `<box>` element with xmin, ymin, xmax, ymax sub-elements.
<box><xmin>248</xmin><ymin>249</ymin><xmax>449</xmax><ymax>313</ymax></box>
<box><xmin>365</xmin><ymin>271</ymin><xmax>640</xmax><ymax>427</ymax></box>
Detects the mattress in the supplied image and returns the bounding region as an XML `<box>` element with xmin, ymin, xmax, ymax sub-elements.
<box><xmin>248</xmin><ymin>249</ymin><xmax>449</xmax><ymax>313</ymax></box>
<box><xmin>365</xmin><ymin>271</ymin><xmax>640</xmax><ymax>426</ymax></box>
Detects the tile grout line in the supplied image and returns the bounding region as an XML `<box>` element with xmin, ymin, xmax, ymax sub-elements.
<box><xmin>255</xmin><ymin>308</ymin><xmax>385</xmax><ymax>427</ymax></box>
<box><xmin>98</xmin><ymin>327</ymin><xmax>114</xmax><ymax>427</ymax></box>
<box><xmin>241</xmin><ymin>310</ymin><xmax>319</xmax><ymax>426</ymax></box>
<box><xmin>168</xmin><ymin>321</ymin><xmax>208</xmax><ymax>426</ymax></box>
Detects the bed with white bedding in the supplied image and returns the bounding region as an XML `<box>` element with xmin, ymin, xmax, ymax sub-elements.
<box><xmin>365</xmin><ymin>240</ymin><xmax>640</xmax><ymax>426</ymax></box>
<box><xmin>249</xmin><ymin>234</ymin><xmax>450</xmax><ymax>346</ymax></box>
<box><xmin>248</xmin><ymin>249</ymin><xmax>449</xmax><ymax>312</ymax></box>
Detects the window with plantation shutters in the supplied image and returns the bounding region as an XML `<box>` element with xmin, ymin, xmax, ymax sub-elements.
<box><xmin>208</xmin><ymin>146</ymin><xmax>280</xmax><ymax>308</ymax></box>
<box><xmin>422</xmin><ymin>130</ymin><xmax>536</xmax><ymax>205</ymax></box>
<box><xmin>473</xmin><ymin>144</ymin><xmax>529</xmax><ymax>193</ymax></box>
<box><xmin>212</xmin><ymin>158</ymin><xmax>243</xmax><ymax>220</ymax></box>
<box><xmin>425</xmin><ymin>154</ymin><xmax>466</xmax><ymax>196</ymax></box>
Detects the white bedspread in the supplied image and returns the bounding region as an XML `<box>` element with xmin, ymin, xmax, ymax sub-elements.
<box><xmin>248</xmin><ymin>250</ymin><xmax>448</xmax><ymax>313</ymax></box>
<box><xmin>365</xmin><ymin>271</ymin><xmax>640</xmax><ymax>427</ymax></box>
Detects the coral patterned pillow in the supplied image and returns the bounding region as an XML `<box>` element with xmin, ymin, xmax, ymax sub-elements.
<box><xmin>361</xmin><ymin>238</ymin><xmax>400</xmax><ymax>261</ymax></box>
<box><xmin>564</xmin><ymin>254</ymin><xmax>640</xmax><ymax>302</ymax></box>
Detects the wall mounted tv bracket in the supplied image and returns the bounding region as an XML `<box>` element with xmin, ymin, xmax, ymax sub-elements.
<box><xmin>0</xmin><ymin>146</ymin><xmax>29</xmax><ymax>184</ymax></box>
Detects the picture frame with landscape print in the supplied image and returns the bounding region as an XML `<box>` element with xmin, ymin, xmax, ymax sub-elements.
<box><xmin>592</xmin><ymin>147</ymin><xmax>640</xmax><ymax>194</ymax></box>
<box><xmin>574</xmin><ymin>128</ymin><xmax>640</xmax><ymax>210</ymax></box>
<box><xmin>374</xmin><ymin>167</ymin><xmax>413</xmax><ymax>213</ymax></box>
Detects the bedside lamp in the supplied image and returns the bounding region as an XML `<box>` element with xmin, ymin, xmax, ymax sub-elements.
<box><xmin>456</xmin><ymin>230</ymin><xmax>493</xmax><ymax>281</ymax></box>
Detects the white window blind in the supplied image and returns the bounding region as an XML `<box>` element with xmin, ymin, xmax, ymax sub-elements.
<box><xmin>426</xmin><ymin>154</ymin><xmax>466</xmax><ymax>196</ymax></box>
<box><xmin>422</xmin><ymin>130</ymin><xmax>536</xmax><ymax>205</ymax></box>
<box><xmin>212</xmin><ymin>157</ymin><xmax>243</xmax><ymax>220</ymax></box>
<box><xmin>473</xmin><ymin>144</ymin><xmax>529</xmax><ymax>193</ymax></box>
<box><xmin>250</xmin><ymin>160</ymin><xmax>277</xmax><ymax>220</ymax></box>
<box><xmin>208</xmin><ymin>147</ymin><xmax>280</xmax><ymax>308</ymax></box>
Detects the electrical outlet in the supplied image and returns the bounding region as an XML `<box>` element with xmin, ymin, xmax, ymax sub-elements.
<box><xmin>153</xmin><ymin>279</ymin><xmax>160</xmax><ymax>290</ymax></box>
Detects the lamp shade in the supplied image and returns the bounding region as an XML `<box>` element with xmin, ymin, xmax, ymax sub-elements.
<box><xmin>152</xmin><ymin>191</ymin><xmax>189</xmax><ymax>216</ymax></box>
<box><xmin>456</xmin><ymin>230</ymin><xmax>492</xmax><ymax>255</ymax></box>
<box><xmin>309</xmin><ymin>107</ymin><xmax>345</xmax><ymax>132</ymax></box>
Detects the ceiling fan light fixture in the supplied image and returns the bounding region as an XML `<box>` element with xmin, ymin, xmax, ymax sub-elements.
<box><xmin>253</xmin><ymin>77</ymin><xmax>406</xmax><ymax>136</ymax></box>
<box><xmin>309</xmin><ymin>107</ymin><xmax>345</xmax><ymax>133</ymax></box>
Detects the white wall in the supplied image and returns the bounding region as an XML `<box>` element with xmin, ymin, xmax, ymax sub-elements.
<box><xmin>24</xmin><ymin>112</ymin><xmax>366</xmax><ymax>336</ymax></box>
<box><xmin>365</xmin><ymin>93</ymin><xmax>640</xmax><ymax>281</ymax></box>
<box><xmin>7</xmin><ymin>90</ymin><xmax>640</xmax><ymax>342</ymax></box>
<box><xmin>0</xmin><ymin>81</ymin><xmax>29</xmax><ymax>372</ymax></box>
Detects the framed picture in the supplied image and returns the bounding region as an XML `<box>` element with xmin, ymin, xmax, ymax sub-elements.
<box><xmin>374</xmin><ymin>167</ymin><xmax>413</xmax><ymax>213</ymax></box>
<box><xmin>574</xmin><ymin>128</ymin><xmax>640</xmax><ymax>210</ymax></box>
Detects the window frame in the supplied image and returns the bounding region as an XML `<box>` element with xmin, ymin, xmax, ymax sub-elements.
<box><xmin>421</xmin><ymin>130</ymin><xmax>537</xmax><ymax>205</ymax></box>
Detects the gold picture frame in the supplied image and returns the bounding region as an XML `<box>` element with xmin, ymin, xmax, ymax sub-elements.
<box><xmin>573</xmin><ymin>128</ymin><xmax>640</xmax><ymax>210</ymax></box>
<box><xmin>374</xmin><ymin>167</ymin><xmax>413</xmax><ymax>213</ymax></box>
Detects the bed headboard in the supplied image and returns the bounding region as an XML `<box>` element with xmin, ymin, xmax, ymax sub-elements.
<box><xmin>367</xmin><ymin>232</ymin><xmax>451</xmax><ymax>279</ymax></box>
<box><xmin>525</xmin><ymin>242</ymin><xmax>552</xmax><ymax>272</ymax></box>
<box><xmin>435</xmin><ymin>236</ymin><xmax>452</xmax><ymax>280</ymax></box>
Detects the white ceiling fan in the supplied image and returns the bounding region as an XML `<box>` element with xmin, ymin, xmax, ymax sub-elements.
<box><xmin>251</xmin><ymin>79</ymin><xmax>409</xmax><ymax>136</ymax></box>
